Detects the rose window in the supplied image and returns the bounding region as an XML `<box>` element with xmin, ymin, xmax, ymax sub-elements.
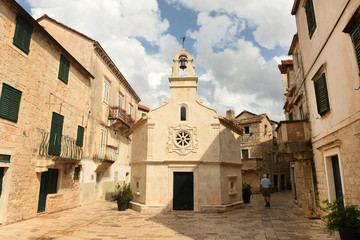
<box><xmin>175</xmin><ymin>131</ymin><xmax>191</xmax><ymax>147</ymax></box>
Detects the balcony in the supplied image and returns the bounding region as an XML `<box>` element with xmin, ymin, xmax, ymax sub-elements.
<box><xmin>276</xmin><ymin>120</ymin><xmax>312</xmax><ymax>161</ymax></box>
<box><xmin>39</xmin><ymin>131</ymin><xmax>83</xmax><ymax>161</ymax></box>
<box><xmin>93</xmin><ymin>144</ymin><xmax>117</xmax><ymax>172</ymax></box>
<box><xmin>108</xmin><ymin>107</ymin><xmax>135</xmax><ymax>133</ymax></box>
<box><xmin>242</xmin><ymin>158</ymin><xmax>263</xmax><ymax>171</ymax></box>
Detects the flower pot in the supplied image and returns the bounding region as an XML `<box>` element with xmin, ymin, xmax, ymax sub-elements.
<box><xmin>117</xmin><ymin>200</ymin><xmax>129</xmax><ymax>211</ymax></box>
<box><xmin>339</xmin><ymin>228</ymin><xmax>360</xmax><ymax>240</ymax></box>
<box><xmin>243</xmin><ymin>193</ymin><xmax>251</xmax><ymax>204</ymax></box>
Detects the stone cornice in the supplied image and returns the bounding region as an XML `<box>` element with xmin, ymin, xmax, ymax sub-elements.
<box><xmin>93</xmin><ymin>42</ymin><xmax>140</xmax><ymax>103</ymax></box>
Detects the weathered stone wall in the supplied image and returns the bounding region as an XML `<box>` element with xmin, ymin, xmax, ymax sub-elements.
<box><xmin>0</xmin><ymin>1</ymin><xmax>90</xmax><ymax>224</ymax></box>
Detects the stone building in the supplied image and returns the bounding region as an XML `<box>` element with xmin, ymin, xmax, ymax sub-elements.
<box><xmin>0</xmin><ymin>0</ymin><xmax>93</xmax><ymax>224</ymax></box>
<box><xmin>279</xmin><ymin>0</ymin><xmax>360</xmax><ymax>214</ymax></box>
<box><xmin>37</xmin><ymin>15</ymin><xmax>141</xmax><ymax>204</ymax></box>
<box><xmin>277</xmin><ymin>56</ymin><xmax>317</xmax><ymax>214</ymax></box>
<box><xmin>234</xmin><ymin>111</ymin><xmax>290</xmax><ymax>193</ymax></box>
<box><xmin>129</xmin><ymin>49</ymin><xmax>244</xmax><ymax>212</ymax></box>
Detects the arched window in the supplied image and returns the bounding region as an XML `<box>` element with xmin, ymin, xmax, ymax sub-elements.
<box><xmin>180</xmin><ymin>107</ymin><xmax>186</xmax><ymax>121</ymax></box>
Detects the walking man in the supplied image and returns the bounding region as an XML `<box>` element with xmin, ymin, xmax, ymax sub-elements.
<box><xmin>260</xmin><ymin>174</ymin><xmax>272</xmax><ymax>207</ymax></box>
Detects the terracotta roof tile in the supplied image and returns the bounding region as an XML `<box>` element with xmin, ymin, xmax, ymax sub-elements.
<box><xmin>138</xmin><ymin>104</ymin><xmax>150</xmax><ymax>112</ymax></box>
<box><xmin>218</xmin><ymin>115</ymin><xmax>244</xmax><ymax>134</ymax></box>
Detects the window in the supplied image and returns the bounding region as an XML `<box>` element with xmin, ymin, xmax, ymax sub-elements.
<box><xmin>305</xmin><ymin>0</ymin><xmax>316</xmax><ymax>38</ymax></box>
<box><xmin>244</xmin><ymin>126</ymin><xmax>250</xmax><ymax>134</ymax></box>
<box><xmin>13</xmin><ymin>14</ymin><xmax>33</xmax><ymax>54</ymax></box>
<box><xmin>73</xmin><ymin>166</ymin><xmax>80</xmax><ymax>181</ymax></box>
<box><xmin>264</xmin><ymin>125</ymin><xmax>268</xmax><ymax>136</ymax></box>
<box><xmin>300</xmin><ymin>105</ymin><xmax>305</xmax><ymax>120</ymax></box>
<box><xmin>58</xmin><ymin>55</ymin><xmax>70</xmax><ymax>84</ymax></box>
<box><xmin>76</xmin><ymin>126</ymin><xmax>84</xmax><ymax>147</ymax></box>
<box><xmin>0</xmin><ymin>167</ymin><xmax>4</xmax><ymax>196</ymax></box>
<box><xmin>314</xmin><ymin>73</ymin><xmax>330</xmax><ymax>116</ymax></box>
<box><xmin>242</xmin><ymin>149</ymin><xmax>249</xmax><ymax>159</ymax></box>
<box><xmin>0</xmin><ymin>154</ymin><xmax>11</xmax><ymax>163</ymax></box>
<box><xmin>350</xmin><ymin>21</ymin><xmax>360</xmax><ymax>72</ymax></box>
<box><xmin>129</xmin><ymin>104</ymin><xmax>132</xmax><ymax>115</ymax></box>
<box><xmin>289</xmin><ymin>111</ymin><xmax>293</xmax><ymax>120</ymax></box>
<box><xmin>0</xmin><ymin>83</ymin><xmax>22</xmax><ymax>123</ymax></box>
<box><xmin>100</xmin><ymin>129</ymin><xmax>107</xmax><ymax>157</ymax></box>
<box><xmin>180</xmin><ymin>107</ymin><xmax>186</xmax><ymax>121</ymax></box>
<box><xmin>103</xmin><ymin>81</ymin><xmax>109</xmax><ymax>104</ymax></box>
<box><xmin>48</xmin><ymin>112</ymin><xmax>64</xmax><ymax>156</ymax></box>
<box><xmin>118</xmin><ymin>97</ymin><xmax>123</xmax><ymax>109</ymax></box>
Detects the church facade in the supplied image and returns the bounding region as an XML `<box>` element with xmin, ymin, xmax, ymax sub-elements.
<box><xmin>129</xmin><ymin>49</ymin><xmax>244</xmax><ymax>212</ymax></box>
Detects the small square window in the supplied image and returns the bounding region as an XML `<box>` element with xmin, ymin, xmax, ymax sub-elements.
<box><xmin>0</xmin><ymin>154</ymin><xmax>11</xmax><ymax>163</ymax></box>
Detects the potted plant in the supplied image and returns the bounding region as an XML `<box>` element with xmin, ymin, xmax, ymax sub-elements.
<box><xmin>320</xmin><ymin>197</ymin><xmax>360</xmax><ymax>239</ymax></box>
<box><xmin>242</xmin><ymin>182</ymin><xmax>252</xmax><ymax>204</ymax></box>
<box><xmin>112</xmin><ymin>182</ymin><xmax>132</xmax><ymax>211</ymax></box>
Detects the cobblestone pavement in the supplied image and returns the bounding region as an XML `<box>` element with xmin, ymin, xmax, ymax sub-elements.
<box><xmin>0</xmin><ymin>191</ymin><xmax>340</xmax><ymax>240</ymax></box>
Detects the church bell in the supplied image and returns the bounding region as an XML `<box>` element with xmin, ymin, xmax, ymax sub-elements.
<box><xmin>179</xmin><ymin>57</ymin><xmax>187</xmax><ymax>70</ymax></box>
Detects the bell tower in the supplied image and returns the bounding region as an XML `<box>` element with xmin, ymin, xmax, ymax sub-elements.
<box><xmin>169</xmin><ymin>48</ymin><xmax>198</xmax><ymax>100</ymax></box>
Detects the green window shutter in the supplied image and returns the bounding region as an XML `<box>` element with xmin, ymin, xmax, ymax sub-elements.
<box><xmin>76</xmin><ymin>126</ymin><xmax>84</xmax><ymax>147</ymax></box>
<box><xmin>351</xmin><ymin>25</ymin><xmax>360</xmax><ymax>72</ymax></box>
<box><xmin>0</xmin><ymin>167</ymin><xmax>4</xmax><ymax>196</ymax></box>
<box><xmin>46</xmin><ymin>169</ymin><xmax>59</xmax><ymax>194</ymax></box>
<box><xmin>58</xmin><ymin>55</ymin><xmax>70</xmax><ymax>84</ymax></box>
<box><xmin>314</xmin><ymin>73</ymin><xmax>330</xmax><ymax>116</ymax></box>
<box><xmin>73</xmin><ymin>166</ymin><xmax>80</xmax><ymax>180</ymax></box>
<box><xmin>13</xmin><ymin>15</ymin><xmax>33</xmax><ymax>54</ymax></box>
<box><xmin>0</xmin><ymin>84</ymin><xmax>22</xmax><ymax>122</ymax></box>
<box><xmin>305</xmin><ymin>0</ymin><xmax>316</xmax><ymax>38</ymax></box>
<box><xmin>242</xmin><ymin>150</ymin><xmax>249</xmax><ymax>159</ymax></box>
<box><xmin>48</xmin><ymin>112</ymin><xmax>64</xmax><ymax>156</ymax></box>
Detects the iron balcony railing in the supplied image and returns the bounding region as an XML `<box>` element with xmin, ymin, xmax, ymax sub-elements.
<box><xmin>108</xmin><ymin>107</ymin><xmax>135</xmax><ymax>127</ymax></box>
<box><xmin>39</xmin><ymin>131</ymin><xmax>83</xmax><ymax>160</ymax></box>
<box><xmin>93</xmin><ymin>144</ymin><xmax>117</xmax><ymax>162</ymax></box>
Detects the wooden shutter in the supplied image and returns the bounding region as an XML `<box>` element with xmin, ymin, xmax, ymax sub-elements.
<box><xmin>76</xmin><ymin>126</ymin><xmax>84</xmax><ymax>147</ymax></box>
<box><xmin>305</xmin><ymin>0</ymin><xmax>316</xmax><ymax>38</ymax></box>
<box><xmin>314</xmin><ymin>73</ymin><xmax>330</xmax><ymax>116</ymax></box>
<box><xmin>58</xmin><ymin>55</ymin><xmax>70</xmax><ymax>84</ymax></box>
<box><xmin>48</xmin><ymin>112</ymin><xmax>64</xmax><ymax>156</ymax></box>
<box><xmin>0</xmin><ymin>84</ymin><xmax>22</xmax><ymax>122</ymax></box>
<box><xmin>13</xmin><ymin>15</ymin><xmax>33</xmax><ymax>54</ymax></box>
<box><xmin>0</xmin><ymin>168</ymin><xmax>4</xmax><ymax>196</ymax></box>
<box><xmin>351</xmin><ymin>24</ymin><xmax>360</xmax><ymax>71</ymax></box>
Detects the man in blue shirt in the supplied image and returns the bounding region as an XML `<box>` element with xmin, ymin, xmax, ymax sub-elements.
<box><xmin>260</xmin><ymin>174</ymin><xmax>272</xmax><ymax>207</ymax></box>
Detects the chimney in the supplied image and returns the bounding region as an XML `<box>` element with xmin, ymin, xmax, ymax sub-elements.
<box><xmin>226</xmin><ymin>109</ymin><xmax>235</xmax><ymax>120</ymax></box>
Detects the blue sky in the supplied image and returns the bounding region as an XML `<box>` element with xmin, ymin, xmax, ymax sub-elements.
<box><xmin>16</xmin><ymin>0</ymin><xmax>296</xmax><ymax>121</ymax></box>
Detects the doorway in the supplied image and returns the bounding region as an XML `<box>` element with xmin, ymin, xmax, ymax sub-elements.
<box><xmin>38</xmin><ymin>169</ymin><xmax>59</xmax><ymax>213</ymax></box>
<box><xmin>173</xmin><ymin>172</ymin><xmax>193</xmax><ymax>210</ymax></box>
<box><xmin>280</xmin><ymin>174</ymin><xmax>285</xmax><ymax>190</ymax></box>
<box><xmin>331</xmin><ymin>156</ymin><xmax>343</xmax><ymax>202</ymax></box>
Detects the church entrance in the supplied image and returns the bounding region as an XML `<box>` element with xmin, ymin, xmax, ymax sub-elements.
<box><xmin>173</xmin><ymin>172</ymin><xmax>193</xmax><ymax>210</ymax></box>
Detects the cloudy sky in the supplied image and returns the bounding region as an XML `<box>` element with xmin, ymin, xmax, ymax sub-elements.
<box><xmin>17</xmin><ymin>0</ymin><xmax>296</xmax><ymax>121</ymax></box>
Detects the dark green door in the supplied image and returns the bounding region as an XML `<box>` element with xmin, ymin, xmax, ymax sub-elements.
<box><xmin>280</xmin><ymin>174</ymin><xmax>285</xmax><ymax>190</ymax></box>
<box><xmin>331</xmin><ymin>156</ymin><xmax>343</xmax><ymax>202</ymax></box>
<box><xmin>48</xmin><ymin>112</ymin><xmax>64</xmax><ymax>156</ymax></box>
<box><xmin>173</xmin><ymin>172</ymin><xmax>193</xmax><ymax>210</ymax></box>
<box><xmin>273</xmin><ymin>174</ymin><xmax>278</xmax><ymax>190</ymax></box>
<box><xmin>38</xmin><ymin>169</ymin><xmax>59</xmax><ymax>213</ymax></box>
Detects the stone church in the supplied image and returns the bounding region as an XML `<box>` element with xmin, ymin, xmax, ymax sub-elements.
<box><xmin>129</xmin><ymin>49</ymin><xmax>244</xmax><ymax>211</ymax></box>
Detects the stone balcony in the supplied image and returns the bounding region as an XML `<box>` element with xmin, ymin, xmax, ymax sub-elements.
<box><xmin>108</xmin><ymin>107</ymin><xmax>135</xmax><ymax>133</ymax></box>
<box><xmin>93</xmin><ymin>144</ymin><xmax>117</xmax><ymax>172</ymax></box>
<box><xmin>242</xmin><ymin>158</ymin><xmax>263</xmax><ymax>171</ymax></box>
<box><xmin>276</xmin><ymin>120</ymin><xmax>312</xmax><ymax>161</ymax></box>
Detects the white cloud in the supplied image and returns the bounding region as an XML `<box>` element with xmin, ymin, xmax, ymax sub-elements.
<box><xmin>22</xmin><ymin>0</ymin><xmax>296</xmax><ymax>121</ymax></box>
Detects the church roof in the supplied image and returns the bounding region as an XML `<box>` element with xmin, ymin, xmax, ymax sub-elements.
<box><xmin>218</xmin><ymin>116</ymin><xmax>244</xmax><ymax>135</ymax></box>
